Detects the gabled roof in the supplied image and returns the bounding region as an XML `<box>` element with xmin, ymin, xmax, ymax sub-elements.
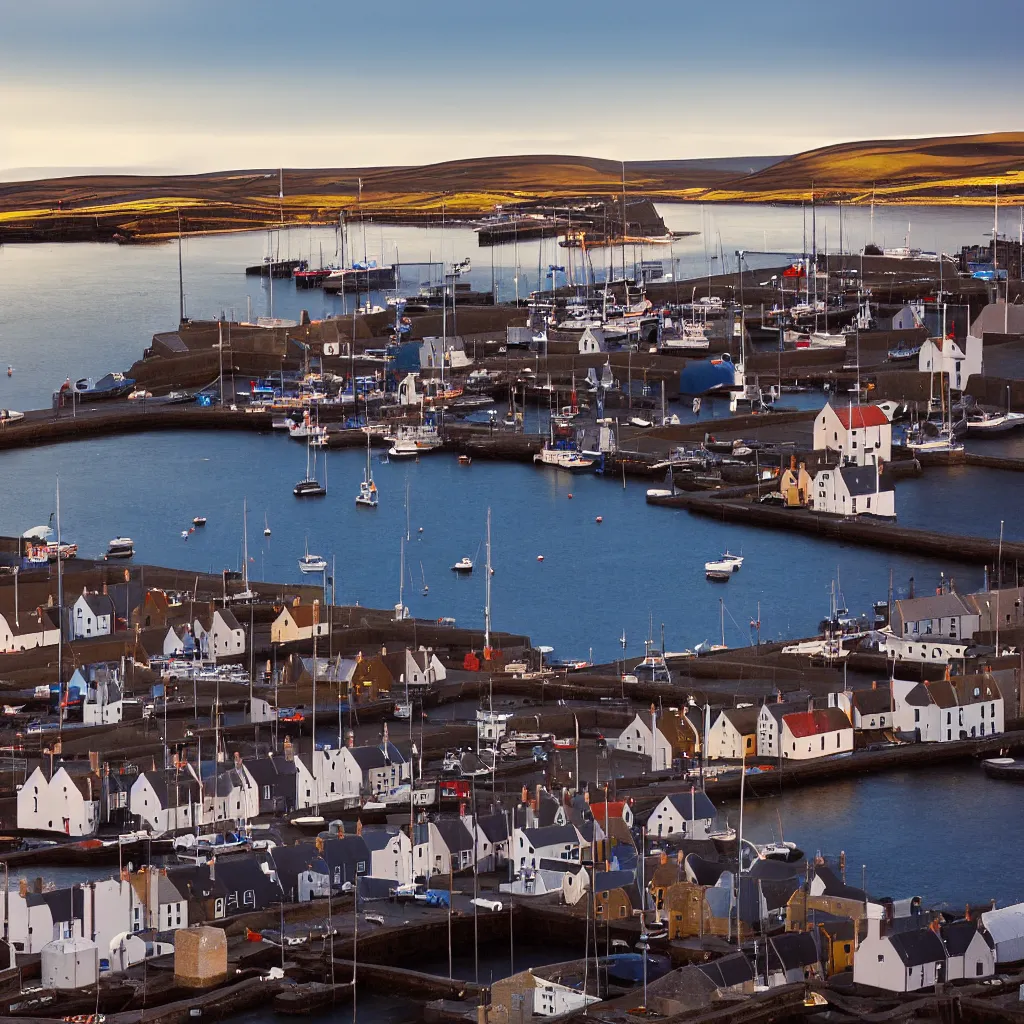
<box><xmin>138</xmin><ymin>769</ymin><xmax>202</xmax><ymax>805</ymax></box>
<box><xmin>346</xmin><ymin>743</ymin><xmax>406</xmax><ymax>771</ymax></box>
<box><xmin>839</xmin><ymin>464</ymin><xmax>891</xmax><ymax>497</ymax></box>
<box><xmin>719</xmin><ymin>707</ymin><xmax>760</xmax><ymax>734</ymax></box>
<box><xmin>767</xmin><ymin>931</ymin><xmax>820</xmax><ymax>972</ymax></box>
<box><xmin>243</xmin><ymin>755</ymin><xmax>297</xmax><ymax>785</ymax></box>
<box><xmin>942</xmin><ymin>919</ymin><xmax>990</xmax><ymax>957</ymax></box>
<box><xmin>593</xmin><ymin>869</ymin><xmax>635</xmax><ymax>895</ymax></box>
<box><xmin>783</xmin><ymin>707</ymin><xmax>851</xmax><ymax>738</ymax></box>
<box><xmin>283</xmin><ymin>605</ymin><xmax>319</xmax><ymax>628</ymax></box>
<box><xmin>476</xmin><ymin>813</ymin><xmax>510</xmax><ymax>844</ymax></box>
<box><xmin>589</xmin><ymin>801</ymin><xmax>627</xmax><ymax>823</ymax></box>
<box><xmin>215</xmin><ymin>608</ymin><xmax>242</xmax><ymax>631</ymax></box>
<box><xmin>852</xmin><ymin>688</ymin><xmax>892</xmax><ymax>716</ymax></box>
<box><xmin>696</xmin><ymin>951</ymin><xmax>753</xmax><ymax>988</ymax></box>
<box><xmin>895</xmin><ymin>592</ymin><xmax>973</xmax><ymax>623</ymax></box>
<box><xmin>78</xmin><ymin>591</ymin><xmax>115</xmax><ymax>617</ymax></box>
<box><xmin>761</xmin><ymin>701</ymin><xmax>807</xmax><ymax>724</ymax></box>
<box><xmin>889</xmin><ymin>928</ymin><xmax>947</xmax><ymax>967</ymax></box>
<box><xmin>924</xmin><ymin>679</ymin><xmax>958</xmax><ymax>709</ymax></box>
<box><xmin>521</xmin><ymin>824</ymin><xmax>580</xmax><ymax>849</ymax></box>
<box><xmin>432</xmin><ymin>817</ymin><xmax>474</xmax><ymax>854</ymax></box>
<box><xmin>814</xmin><ymin>865</ymin><xmax>867</xmax><ymax>903</ymax></box>
<box><xmin>359</xmin><ymin>827</ymin><xmax>403</xmax><ymax>852</ymax></box>
<box><xmin>662</xmin><ymin>791</ymin><xmax>717</xmax><ymax>821</ymax></box>
<box><xmin>833</xmin><ymin>404</ymin><xmax>890</xmax><ymax>429</ymax></box>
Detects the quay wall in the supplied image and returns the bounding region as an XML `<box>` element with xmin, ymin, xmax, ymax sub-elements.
<box><xmin>646</xmin><ymin>491</ymin><xmax>1024</xmax><ymax>566</ymax></box>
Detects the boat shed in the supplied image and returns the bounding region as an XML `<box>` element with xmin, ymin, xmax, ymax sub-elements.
<box><xmin>980</xmin><ymin>903</ymin><xmax>1024</xmax><ymax>964</ymax></box>
<box><xmin>41</xmin><ymin>936</ymin><xmax>99</xmax><ymax>990</ymax></box>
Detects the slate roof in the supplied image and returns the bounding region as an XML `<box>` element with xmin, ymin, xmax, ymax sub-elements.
<box><xmin>243</xmin><ymin>755</ymin><xmax>297</xmax><ymax>785</ymax></box>
<box><xmin>839</xmin><ymin>464</ymin><xmax>892</xmax><ymax>497</ymax></box>
<box><xmin>685</xmin><ymin>853</ymin><xmax>726</xmax><ymax>887</ymax></box>
<box><xmin>696</xmin><ymin>951</ymin><xmax>754</xmax><ymax>988</ymax></box>
<box><xmin>662</xmin><ymin>791</ymin><xmax>717</xmax><ymax>821</ymax></box>
<box><xmin>852</xmin><ymin>687</ymin><xmax>892</xmax><ymax>716</ymax></box>
<box><xmin>476</xmin><ymin>813</ymin><xmax>509</xmax><ymax>844</ymax></box>
<box><xmin>138</xmin><ymin>769</ymin><xmax>202</xmax><ymax>805</ymax></box>
<box><xmin>783</xmin><ymin>707</ymin><xmax>851</xmax><ymax>738</ymax></box>
<box><xmin>215</xmin><ymin>608</ymin><xmax>242</xmax><ymax>631</ymax></box>
<box><xmin>521</xmin><ymin>824</ymin><xmax>580</xmax><ymax>849</ymax></box>
<box><xmin>433</xmin><ymin>818</ymin><xmax>474</xmax><ymax>854</ymax></box>
<box><xmin>719</xmin><ymin>707</ymin><xmax>759</xmax><ymax>734</ymax></box>
<box><xmin>78</xmin><ymin>592</ymin><xmax>115</xmax><ymax>617</ymax></box>
<box><xmin>27</xmin><ymin>886</ymin><xmax>83</xmax><ymax>922</ymax></box>
<box><xmin>593</xmin><ymin>870</ymin><xmax>636</xmax><ymax>894</ymax></box>
<box><xmin>767</xmin><ymin>931</ymin><xmax>820</xmax><ymax>972</ymax></box>
<box><xmin>347</xmin><ymin>743</ymin><xmax>406</xmax><ymax>771</ymax></box>
<box><xmin>360</xmin><ymin>828</ymin><xmax>401</xmax><ymax>852</ymax></box>
<box><xmin>814</xmin><ymin>865</ymin><xmax>867</xmax><ymax>903</ymax></box>
<box><xmin>895</xmin><ymin>593</ymin><xmax>973</xmax><ymax>624</ymax></box>
<box><xmin>942</xmin><ymin>919</ymin><xmax>990</xmax><ymax>957</ymax></box>
<box><xmin>889</xmin><ymin>928</ymin><xmax>947</xmax><ymax>967</ymax></box>
<box><xmin>761</xmin><ymin>701</ymin><xmax>807</xmax><ymax>725</ymax></box>
<box><xmin>320</xmin><ymin>836</ymin><xmax>370</xmax><ymax>882</ymax></box>
<box><xmin>270</xmin><ymin>843</ymin><xmax>329</xmax><ymax>899</ymax></box>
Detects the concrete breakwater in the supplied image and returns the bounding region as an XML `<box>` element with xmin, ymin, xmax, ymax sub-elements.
<box><xmin>646</xmin><ymin>489</ymin><xmax>1024</xmax><ymax>566</ymax></box>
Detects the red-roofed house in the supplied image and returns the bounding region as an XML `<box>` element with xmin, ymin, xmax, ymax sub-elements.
<box><xmin>779</xmin><ymin>707</ymin><xmax>853</xmax><ymax>760</ymax></box>
<box><xmin>589</xmin><ymin>800</ymin><xmax>634</xmax><ymax>829</ymax></box>
<box><xmin>813</xmin><ymin>402</ymin><xmax>891</xmax><ymax>467</ymax></box>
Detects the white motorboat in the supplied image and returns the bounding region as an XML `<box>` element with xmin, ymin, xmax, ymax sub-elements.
<box><xmin>966</xmin><ymin>410</ymin><xmax>1024</xmax><ymax>435</ymax></box>
<box><xmin>394</xmin><ymin>700</ymin><xmax>412</xmax><ymax>720</ymax></box>
<box><xmin>263</xmin><ymin>514</ymin><xmax>272</xmax><ymax>537</ymax></box>
<box><xmin>533</xmin><ymin>443</ymin><xmax>595</xmax><ymax>471</ymax></box>
<box><xmin>192</xmin><ymin>516</ymin><xmax>207</xmax><ymax>526</ymax></box>
<box><xmin>105</xmin><ymin>536</ymin><xmax>135</xmax><ymax>559</ymax></box>
<box><xmin>386</xmin><ymin>423</ymin><xmax>442</xmax><ymax>459</ymax></box>
<box><xmin>720</xmin><ymin>552</ymin><xmax>743</xmax><ymax>571</ymax></box>
<box><xmin>904</xmin><ymin>427</ymin><xmax>964</xmax><ymax>453</ymax></box>
<box><xmin>451</xmin><ymin>556</ymin><xmax>474</xmax><ymax>574</ymax></box>
<box><xmin>298</xmin><ymin>539</ymin><xmax>327</xmax><ymax>574</ymax></box>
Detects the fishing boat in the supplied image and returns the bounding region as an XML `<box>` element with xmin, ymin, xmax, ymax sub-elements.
<box><xmin>356</xmin><ymin>431</ymin><xmax>379</xmax><ymax>507</ymax></box>
<box><xmin>451</xmin><ymin>556</ymin><xmax>474</xmax><ymax>574</ymax></box>
<box><xmin>173</xmin><ymin>830</ymin><xmax>250</xmax><ymax>862</ymax></box>
<box><xmin>55</xmin><ymin>372</ymin><xmax>135</xmax><ymax>403</ymax></box>
<box><xmin>966</xmin><ymin>409</ymin><xmax>1024</xmax><ymax>435</ymax></box>
<box><xmin>982</xmin><ymin>757</ymin><xmax>1024</xmax><ymax>781</ymax></box>
<box><xmin>263</xmin><ymin>515</ymin><xmax>272</xmax><ymax>537</ymax></box>
<box><xmin>192</xmin><ymin>516</ymin><xmax>207</xmax><ymax>526</ymax></box>
<box><xmin>458</xmin><ymin>454</ymin><xmax>473</xmax><ymax>466</ymax></box>
<box><xmin>105</xmin><ymin>537</ymin><xmax>134</xmax><ymax>559</ymax></box>
<box><xmin>298</xmin><ymin>540</ymin><xmax>327</xmax><ymax>575</ymax></box>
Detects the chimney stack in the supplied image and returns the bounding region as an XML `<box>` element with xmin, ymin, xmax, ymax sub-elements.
<box><xmin>283</xmin><ymin>736</ymin><xmax>294</xmax><ymax>761</ymax></box>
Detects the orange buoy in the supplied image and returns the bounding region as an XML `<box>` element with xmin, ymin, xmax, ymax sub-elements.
<box><xmin>537</xmin><ymin>555</ymin><xmax>544</xmax><ymax>562</ymax></box>
<box><xmin>595</xmin><ymin>516</ymin><xmax>603</xmax><ymax>523</ymax></box>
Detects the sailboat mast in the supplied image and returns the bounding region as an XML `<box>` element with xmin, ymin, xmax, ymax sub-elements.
<box><xmin>56</xmin><ymin>478</ymin><xmax>64</xmax><ymax>728</ymax></box>
<box><xmin>484</xmin><ymin>508</ymin><xmax>492</xmax><ymax>651</ymax></box>
<box><xmin>242</xmin><ymin>499</ymin><xmax>249</xmax><ymax>592</ymax></box>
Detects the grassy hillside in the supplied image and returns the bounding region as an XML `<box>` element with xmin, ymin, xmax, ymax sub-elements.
<box><xmin>1</xmin><ymin>134</ymin><xmax>1022</xmax><ymax>242</ymax></box>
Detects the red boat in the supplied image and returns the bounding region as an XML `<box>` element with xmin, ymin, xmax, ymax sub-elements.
<box><xmin>293</xmin><ymin>267</ymin><xmax>332</xmax><ymax>289</ymax></box>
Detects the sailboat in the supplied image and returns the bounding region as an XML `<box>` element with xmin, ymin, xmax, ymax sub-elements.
<box><xmin>298</xmin><ymin>538</ymin><xmax>328</xmax><ymax>575</ymax></box>
<box><xmin>420</xmin><ymin>562</ymin><xmax>429</xmax><ymax>595</ymax></box>
<box><xmin>294</xmin><ymin>428</ymin><xmax>327</xmax><ymax>497</ymax></box>
<box><xmin>229</xmin><ymin>500</ymin><xmax>257</xmax><ymax>602</ymax></box>
<box><xmin>356</xmin><ymin>431</ymin><xmax>378</xmax><ymax>507</ymax></box>
<box><xmin>394</xmin><ymin>537</ymin><xmax>409</xmax><ymax>621</ymax></box>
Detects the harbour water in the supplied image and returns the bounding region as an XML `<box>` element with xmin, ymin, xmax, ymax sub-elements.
<box><xmin>1</xmin><ymin>202</ymin><xmax>1022</xmax><ymax>910</ymax></box>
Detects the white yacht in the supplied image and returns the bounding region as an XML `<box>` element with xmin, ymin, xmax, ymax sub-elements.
<box><xmin>356</xmin><ymin>431</ymin><xmax>379</xmax><ymax>507</ymax></box>
<box><xmin>105</xmin><ymin>537</ymin><xmax>135</xmax><ymax>559</ymax></box>
<box><xmin>451</xmin><ymin>556</ymin><xmax>474</xmax><ymax>574</ymax></box>
<box><xmin>298</xmin><ymin>539</ymin><xmax>327</xmax><ymax>574</ymax></box>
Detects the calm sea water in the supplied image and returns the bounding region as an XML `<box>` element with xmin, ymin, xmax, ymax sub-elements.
<box><xmin>0</xmin><ymin>204</ymin><xmax>1021</xmax><ymax>909</ymax></box>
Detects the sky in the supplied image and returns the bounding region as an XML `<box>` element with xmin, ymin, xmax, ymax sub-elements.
<box><xmin>3</xmin><ymin>0</ymin><xmax>1024</xmax><ymax>179</ymax></box>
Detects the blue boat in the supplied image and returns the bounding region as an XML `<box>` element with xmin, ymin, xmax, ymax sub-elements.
<box><xmin>678</xmin><ymin>353</ymin><xmax>740</xmax><ymax>396</ymax></box>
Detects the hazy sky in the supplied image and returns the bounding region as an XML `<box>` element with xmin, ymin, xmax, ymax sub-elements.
<box><xmin>3</xmin><ymin>0</ymin><xmax>1023</xmax><ymax>178</ymax></box>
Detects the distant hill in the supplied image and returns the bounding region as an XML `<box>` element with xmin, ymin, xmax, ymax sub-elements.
<box><xmin>1</xmin><ymin>134</ymin><xmax>1022</xmax><ymax>242</ymax></box>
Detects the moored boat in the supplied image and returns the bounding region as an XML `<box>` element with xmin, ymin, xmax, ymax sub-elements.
<box><xmin>983</xmin><ymin>757</ymin><xmax>1024</xmax><ymax>781</ymax></box>
<box><xmin>105</xmin><ymin>536</ymin><xmax>135</xmax><ymax>559</ymax></box>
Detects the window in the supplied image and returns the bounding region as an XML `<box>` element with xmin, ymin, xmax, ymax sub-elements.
<box><xmin>844</xmin><ymin>944</ymin><xmax>851</xmax><ymax>954</ymax></box>
<box><xmin>914</xmin><ymin>709</ymin><xmax>920</xmax><ymax>723</ymax></box>
<box><xmin>976</xmin><ymin>963</ymin><xmax>984</xmax><ymax>976</ymax></box>
<box><xmin>878</xmin><ymin>954</ymin><xmax>884</xmax><ymax>962</ymax></box>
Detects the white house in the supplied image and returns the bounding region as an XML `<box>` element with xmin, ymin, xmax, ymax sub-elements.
<box><xmin>203</xmin><ymin>763</ymin><xmax>260</xmax><ymax>824</ymax></box>
<box><xmin>361</xmin><ymin>827</ymin><xmax>412</xmax><ymax>884</ymax></box>
<box><xmin>647</xmin><ymin>790</ymin><xmax>717</xmax><ymax>840</ymax></box>
<box><xmin>383</xmin><ymin>648</ymin><xmax>446</xmax><ymax>689</ymax></box>
<box><xmin>0</xmin><ymin>606</ymin><xmax>62</xmax><ymax>652</ymax></box>
<box><xmin>812</xmin><ymin>463</ymin><xmax>895</xmax><ymax>518</ymax></box>
<box><xmin>611</xmin><ymin>711</ymin><xmax>673</xmax><ymax>770</ymax></box>
<box><xmin>919</xmin><ymin>335</ymin><xmax>983</xmax><ymax>392</ymax></box>
<box><xmin>980</xmin><ymin>903</ymin><xmax>1024</xmax><ymax>965</ymax></box>
<box><xmin>942</xmin><ymin>920</ymin><xmax>995</xmax><ymax>981</ymax></box>
<box><xmin>706</xmin><ymin>707</ymin><xmax>758</xmax><ymax>760</ymax></box>
<box><xmin>210</xmin><ymin>608</ymin><xmax>246</xmax><ymax>659</ymax></box>
<box><xmin>882</xmin><ymin>633</ymin><xmax>971</xmax><ymax>666</ymax></box>
<box><xmin>270</xmin><ymin>604</ymin><xmax>329</xmax><ymax>644</ymax></box>
<box><xmin>512</xmin><ymin>824</ymin><xmax>583</xmax><ymax>873</ymax></box>
<box><xmin>413</xmin><ymin>818</ymin><xmax>475</xmax><ymax>878</ymax></box>
<box><xmin>757</xmin><ymin>701</ymin><xmax>806</xmax><ymax>758</ymax></box>
<box><xmin>338</xmin><ymin>742</ymin><xmax>409</xmax><ymax>798</ymax></box>
<box><xmin>130</xmin><ymin>768</ymin><xmax>203</xmax><ymax>832</ymax></box>
<box><xmin>829</xmin><ymin>685</ymin><xmax>893</xmax><ymax>732</ymax></box>
<box><xmin>72</xmin><ymin>591</ymin><xmax>115</xmax><ymax>639</ymax></box>
<box><xmin>891</xmin><ymin>592</ymin><xmax>979</xmax><ymax>643</ymax></box>
<box><xmin>853</xmin><ymin>905</ymin><xmax>947</xmax><ymax>992</ymax></box>
<box><xmin>130</xmin><ymin>868</ymin><xmax>188</xmax><ymax>932</ymax></box>
<box><xmin>18</xmin><ymin>766</ymin><xmax>100</xmax><ymax>836</ymax></box>
<box><xmin>892</xmin><ymin>675</ymin><xmax>1004</xmax><ymax>742</ymax></box>
<box><xmin>813</xmin><ymin>403</ymin><xmax>892</xmax><ymax>466</ymax></box>
<box><xmin>778</xmin><ymin>708</ymin><xmax>854</xmax><ymax>760</ymax></box>
<box><xmin>474</xmin><ymin>813</ymin><xmax>510</xmax><ymax>873</ymax></box>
